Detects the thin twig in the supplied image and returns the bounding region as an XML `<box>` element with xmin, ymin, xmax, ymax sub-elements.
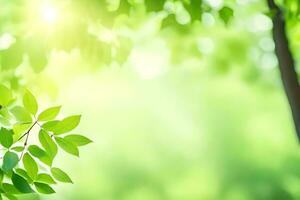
<box><xmin>19</xmin><ymin>121</ymin><xmax>38</xmax><ymax>160</ymax></box>
<box><xmin>18</xmin><ymin>121</ymin><xmax>37</xmax><ymax>141</ymax></box>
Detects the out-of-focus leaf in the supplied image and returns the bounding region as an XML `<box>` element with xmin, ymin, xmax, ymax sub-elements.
<box><xmin>2</xmin><ymin>151</ymin><xmax>18</xmax><ymax>172</ymax></box>
<box><xmin>11</xmin><ymin>146</ymin><xmax>25</xmax><ymax>152</ymax></box>
<box><xmin>0</xmin><ymin>128</ymin><xmax>13</xmax><ymax>148</ymax></box>
<box><xmin>3</xmin><ymin>193</ymin><xmax>18</xmax><ymax>200</ymax></box>
<box><xmin>2</xmin><ymin>183</ymin><xmax>20</xmax><ymax>194</ymax></box>
<box><xmin>219</xmin><ymin>6</ymin><xmax>234</xmax><ymax>25</ymax></box>
<box><xmin>26</xmin><ymin>37</ymin><xmax>48</xmax><ymax>73</ymax></box>
<box><xmin>0</xmin><ymin>108</ymin><xmax>12</xmax><ymax>119</ymax></box>
<box><xmin>184</xmin><ymin>0</ymin><xmax>203</xmax><ymax>21</ymax></box>
<box><xmin>23</xmin><ymin>90</ymin><xmax>38</xmax><ymax>116</ymax></box>
<box><xmin>0</xmin><ymin>116</ymin><xmax>10</xmax><ymax>126</ymax></box>
<box><xmin>144</xmin><ymin>0</ymin><xmax>166</xmax><ymax>12</ymax></box>
<box><xmin>10</xmin><ymin>106</ymin><xmax>32</xmax><ymax>123</ymax></box>
<box><xmin>0</xmin><ymin>85</ymin><xmax>12</xmax><ymax>106</ymax></box>
<box><xmin>0</xmin><ymin>169</ymin><xmax>4</xmax><ymax>183</ymax></box>
<box><xmin>0</xmin><ymin>42</ymin><xmax>23</xmax><ymax>70</ymax></box>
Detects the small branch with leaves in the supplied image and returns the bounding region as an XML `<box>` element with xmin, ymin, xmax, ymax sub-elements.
<box><xmin>0</xmin><ymin>85</ymin><xmax>92</xmax><ymax>199</ymax></box>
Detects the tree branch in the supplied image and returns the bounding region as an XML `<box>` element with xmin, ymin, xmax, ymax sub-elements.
<box><xmin>267</xmin><ymin>0</ymin><xmax>300</xmax><ymax>141</ymax></box>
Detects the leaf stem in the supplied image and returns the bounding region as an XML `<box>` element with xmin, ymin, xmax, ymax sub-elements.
<box><xmin>19</xmin><ymin>121</ymin><xmax>38</xmax><ymax>160</ymax></box>
<box><xmin>18</xmin><ymin>121</ymin><xmax>38</xmax><ymax>141</ymax></box>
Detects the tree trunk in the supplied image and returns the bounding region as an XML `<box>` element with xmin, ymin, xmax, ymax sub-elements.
<box><xmin>267</xmin><ymin>0</ymin><xmax>300</xmax><ymax>142</ymax></box>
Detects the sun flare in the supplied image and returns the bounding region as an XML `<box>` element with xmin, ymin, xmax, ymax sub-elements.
<box><xmin>41</xmin><ymin>4</ymin><xmax>58</xmax><ymax>24</ymax></box>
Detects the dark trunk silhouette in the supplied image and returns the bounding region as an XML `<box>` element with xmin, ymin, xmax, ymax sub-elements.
<box><xmin>267</xmin><ymin>0</ymin><xmax>300</xmax><ymax>141</ymax></box>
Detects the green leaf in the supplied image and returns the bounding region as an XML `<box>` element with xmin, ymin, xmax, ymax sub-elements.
<box><xmin>12</xmin><ymin>123</ymin><xmax>32</xmax><ymax>141</ymax></box>
<box><xmin>0</xmin><ymin>108</ymin><xmax>12</xmax><ymax>119</ymax></box>
<box><xmin>38</xmin><ymin>106</ymin><xmax>61</xmax><ymax>122</ymax></box>
<box><xmin>55</xmin><ymin>137</ymin><xmax>79</xmax><ymax>157</ymax></box>
<box><xmin>39</xmin><ymin>130</ymin><xmax>57</xmax><ymax>158</ymax></box>
<box><xmin>28</xmin><ymin>41</ymin><xmax>48</xmax><ymax>73</ymax></box>
<box><xmin>145</xmin><ymin>0</ymin><xmax>165</xmax><ymax>12</ymax></box>
<box><xmin>28</xmin><ymin>145</ymin><xmax>46</xmax><ymax>157</ymax></box>
<box><xmin>23</xmin><ymin>153</ymin><xmax>38</xmax><ymax>180</ymax></box>
<box><xmin>0</xmin><ymin>117</ymin><xmax>10</xmax><ymax>126</ymax></box>
<box><xmin>42</xmin><ymin>120</ymin><xmax>59</xmax><ymax>132</ymax></box>
<box><xmin>219</xmin><ymin>6</ymin><xmax>234</xmax><ymax>25</ymax></box>
<box><xmin>11</xmin><ymin>146</ymin><xmax>25</xmax><ymax>152</ymax></box>
<box><xmin>36</xmin><ymin>173</ymin><xmax>56</xmax><ymax>184</ymax></box>
<box><xmin>51</xmin><ymin>168</ymin><xmax>73</xmax><ymax>183</ymax></box>
<box><xmin>0</xmin><ymin>128</ymin><xmax>13</xmax><ymax>148</ymax></box>
<box><xmin>10</xmin><ymin>106</ymin><xmax>32</xmax><ymax>123</ymax></box>
<box><xmin>183</xmin><ymin>0</ymin><xmax>202</xmax><ymax>21</ymax></box>
<box><xmin>34</xmin><ymin>182</ymin><xmax>55</xmax><ymax>194</ymax></box>
<box><xmin>1</xmin><ymin>42</ymin><xmax>23</xmax><ymax>70</ymax></box>
<box><xmin>15</xmin><ymin>168</ymin><xmax>33</xmax><ymax>183</ymax></box>
<box><xmin>11</xmin><ymin>173</ymin><xmax>34</xmax><ymax>193</ymax></box>
<box><xmin>2</xmin><ymin>183</ymin><xmax>20</xmax><ymax>194</ymax></box>
<box><xmin>64</xmin><ymin>134</ymin><xmax>92</xmax><ymax>146</ymax></box>
<box><xmin>2</xmin><ymin>152</ymin><xmax>19</xmax><ymax>172</ymax></box>
<box><xmin>23</xmin><ymin>90</ymin><xmax>38</xmax><ymax>116</ymax></box>
<box><xmin>0</xmin><ymin>169</ymin><xmax>4</xmax><ymax>183</ymax></box>
<box><xmin>53</xmin><ymin>115</ymin><xmax>81</xmax><ymax>135</ymax></box>
<box><xmin>3</xmin><ymin>193</ymin><xmax>18</xmax><ymax>200</ymax></box>
<box><xmin>0</xmin><ymin>85</ymin><xmax>13</xmax><ymax>106</ymax></box>
<box><xmin>28</xmin><ymin>145</ymin><xmax>52</xmax><ymax>166</ymax></box>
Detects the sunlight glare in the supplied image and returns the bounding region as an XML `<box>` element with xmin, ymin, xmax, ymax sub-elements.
<box><xmin>0</xmin><ymin>33</ymin><xmax>15</xmax><ymax>50</ymax></box>
<box><xmin>41</xmin><ymin>4</ymin><xmax>58</xmax><ymax>24</ymax></box>
<box><xmin>129</xmin><ymin>40</ymin><xmax>170</xmax><ymax>80</ymax></box>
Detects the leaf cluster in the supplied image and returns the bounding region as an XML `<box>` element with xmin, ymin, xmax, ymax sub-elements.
<box><xmin>0</xmin><ymin>84</ymin><xmax>91</xmax><ymax>199</ymax></box>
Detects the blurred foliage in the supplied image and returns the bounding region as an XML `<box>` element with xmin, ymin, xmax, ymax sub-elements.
<box><xmin>0</xmin><ymin>0</ymin><xmax>237</xmax><ymax>86</ymax></box>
